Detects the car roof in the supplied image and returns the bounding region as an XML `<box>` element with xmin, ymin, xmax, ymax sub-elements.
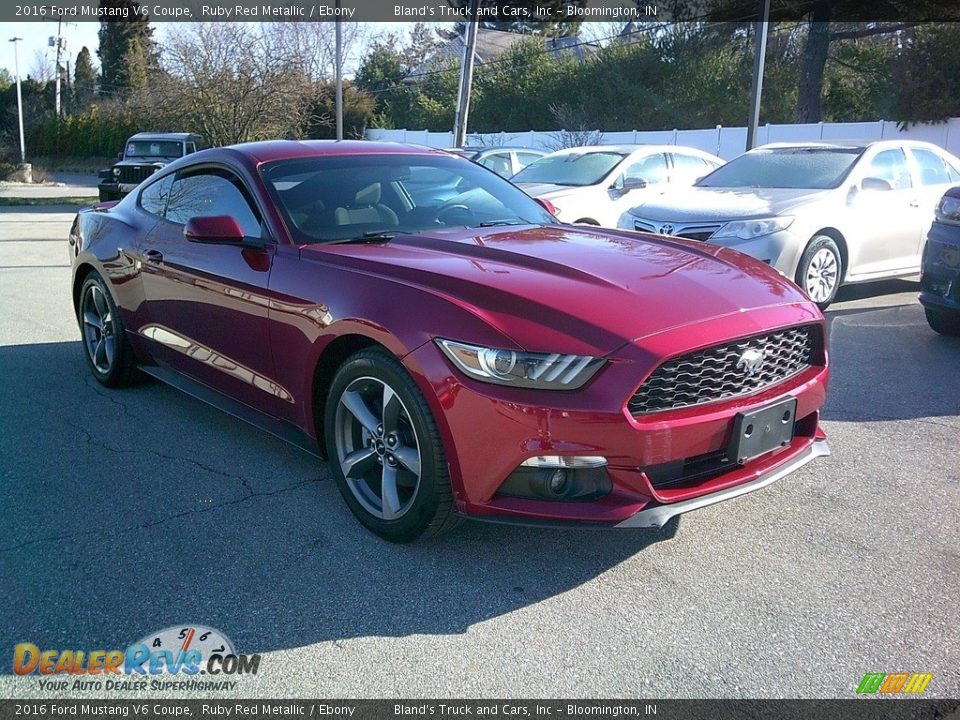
<box><xmin>754</xmin><ymin>139</ymin><xmax>954</xmax><ymax>153</ymax></box>
<box><xmin>542</xmin><ymin>144</ymin><xmax>716</xmax><ymax>157</ymax></box>
<box><xmin>128</xmin><ymin>132</ymin><xmax>200</xmax><ymax>141</ymax></box>
<box><xmin>452</xmin><ymin>146</ymin><xmax>546</xmax><ymax>153</ymax></box>
<box><xmin>189</xmin><ymin>140</ymin><xmax>451</xmax><ymax>166</ymax></box>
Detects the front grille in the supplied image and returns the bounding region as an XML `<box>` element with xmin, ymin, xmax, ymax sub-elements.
<box><xmin>117</xmin><ymin>165</ymin><xmax>158</xmax><ymax>185</ymax></box>
<box><xmin>629</xmin><ymin>325</ymin><xmax>817</xmax><ymax>415</ymax></box>
<box><xmin>676</xmin><ymin>231</ymin><xmax>714</xmax><ymax>242</ymax></box>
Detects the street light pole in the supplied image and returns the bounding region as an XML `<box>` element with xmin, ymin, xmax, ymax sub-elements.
<box><xmin>335</xmin><ymin>0</ymin><xmax>343</xmax><ymax>141</ymax></box>
<box><xmin>453</xmin><ymin>0</ymin><xmax>480</xmax><ymax>148</ymax></box>
<box><xmin>745</xmin><ymin>0</ymin><xmax>771</xmax><ymax>151</ymax></box>
<box><xmin>9</xmin><ymin>36</ymin><xmax>25</xmax><ymax>164</ymax></box>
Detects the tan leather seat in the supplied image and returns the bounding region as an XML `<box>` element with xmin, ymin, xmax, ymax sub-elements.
<box><xmin>334</xmin><ymin>183</ymin><xmax>398</xmax><ymax>226</ymax></box>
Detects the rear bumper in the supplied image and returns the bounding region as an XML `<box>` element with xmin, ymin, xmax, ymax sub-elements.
<box><xmin>616</xmin><ymin>438</ymin><xmax>830</xmax><ymax>527</ymax></box>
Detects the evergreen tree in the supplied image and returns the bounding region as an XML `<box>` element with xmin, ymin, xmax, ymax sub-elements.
<box><xmin>97</xmin><ymin>0</ymin><xmax>154</xmax><ymax>98</ymax></box>
<box><xmin>73</xmin><ymin>46</ymin><xmax>97</xmax><ymax>110</ymax></box>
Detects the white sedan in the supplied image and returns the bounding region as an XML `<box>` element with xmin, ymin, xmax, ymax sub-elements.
<box><xmin>512</xmin><ymin>145</ymin><xmax>724</xmax><ymax>228</ymax></box>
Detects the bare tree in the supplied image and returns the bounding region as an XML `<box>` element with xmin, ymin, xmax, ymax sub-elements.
<box><xmin>546</xmin><ymin>103</ymin><xmax>603</xmax><ymax>150</ymax></box>
<box><xmin>259</xmin><ymin>21</ymin><xmax>369</xmax><ymax>82</ymax></box>
<box><xmin>154</xmin><ymin>23</ymin><xmax>308</xmax><ymax>146</ymax></box>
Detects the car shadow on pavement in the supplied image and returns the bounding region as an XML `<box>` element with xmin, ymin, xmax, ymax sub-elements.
<box><xmin>0</xmin><ymin>341</ymin><xmax>678</xmax><ymax>667</ymax></box>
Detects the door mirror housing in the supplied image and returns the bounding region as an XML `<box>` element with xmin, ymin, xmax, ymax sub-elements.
<box><xmin>622</xmin><ymin>176</ymin><xmax>648</xmax><ymax>191</ymax></box>
<box><xmin>184</xmin><ymin>215</ymin><xmax>247</xmax><ymax>245</ymax></box>
<box><xmin>861</xmin><ymin>176</ymin><xmax>894</xmax><ymax>192</ymax></box>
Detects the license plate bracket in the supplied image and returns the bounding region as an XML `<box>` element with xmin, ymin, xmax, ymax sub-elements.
<box><xmin>727</xmin><ymin>397</ymin><xmax>797</xmax><ymax>465</ymax></box>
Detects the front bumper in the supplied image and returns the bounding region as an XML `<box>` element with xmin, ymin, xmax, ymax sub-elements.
<box><xmin>919</xmin><ymin>221</ymin><xmax>960</xmax><ymax>312</ymax></box>
<box><xmin>623</xmin><ymin>215</ymin><xmax>804</xmax><ymax>277</ymax></box>
<box><xmin>404</xmin><ymin>305</ymin><xmax>829</xmax><ymax>527</ymax></box>
<box><xmin>616</xmin><ymin>438</ymin><xmax>830</xmax><ymax>527</ymax></box>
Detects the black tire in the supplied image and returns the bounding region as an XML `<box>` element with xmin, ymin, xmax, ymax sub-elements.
<box><xmin>78</xmin><ymin>272</ymin><xmax>138</xmax><ymax>387</ymax></box>
<box><xmin>925</xmin><ymin>307</ymin><xmax>960</xmax><ymax>337</ymax></box>
<box><xmin>324</xmin><ymin>348</ymin><xmax>460</xmax><ymax>542</ymax></box>
<box><xmin>98</xmin><ymin>187</ymin><xmax>117</xmax><ymax>202</ymax></box>
<box><xmin>795</xmin><ymin>235</ymin><xmax>843</xmax><ymax>310</ymax></box>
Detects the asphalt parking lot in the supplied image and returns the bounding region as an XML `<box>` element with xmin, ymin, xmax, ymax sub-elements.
<box><xmin>1</xmin><ymin>204</ymin><xmax>958</xmax><ymax>699</ymax></box>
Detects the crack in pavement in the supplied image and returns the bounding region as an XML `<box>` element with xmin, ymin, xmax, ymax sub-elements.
<box><xmin>0</xmin><ymin>474</ymin><xmax>321</xmax><ymax>554</ymax></box>
<box><xmin>0</xmin><ymin>418</ymin><xmax>326</xmax><ymax>554</ymax></box>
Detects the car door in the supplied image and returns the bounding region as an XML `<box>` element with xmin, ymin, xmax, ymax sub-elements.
<box><xmin>513</xmin><ymin>151</ymin><xmax>543</xmax><ymax>176</ymax></box>
<box><xmin>846</xmin><ymin>147</ymin><xmax>925</xmax><ymax>277</ymax></box>
<box><xmin>137</xmin><ymin>164</ymin><xmax>286</xmax><ymax>415</ymax></box>
<box><xmin>909</xmin><ymin>146</ymin><xmax>960</xmax><ymax>255</ymax></box>
<box><xmin>604</xmin><ymin>152</ymin><xmax>669</xmax><ymax>227</ymax></box>
<box><xmin>669</xmin><ymin>152</ymin><xmax>718</xmax><ymax>186</ymax></box>
<box><xmin>477</xmin><ymin>151</ymin><xmax>514</xmax><ymax>178</ymax></box>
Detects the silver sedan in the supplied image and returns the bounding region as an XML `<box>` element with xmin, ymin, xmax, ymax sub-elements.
<box><xmin>619</xmin><ymin>140</ymin><xmax>960</xmax><ymax>307</ymax></box>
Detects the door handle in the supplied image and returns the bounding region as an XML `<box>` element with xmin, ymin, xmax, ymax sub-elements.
<box><xmin>909</xmin><ymin>199</ymin><xmax>920</xmax><ymax>208</ymax></box>
<box><xmin>143</xmin><ymin>249</ymin><xmax>164</xmax><ymax>264</ymax></box>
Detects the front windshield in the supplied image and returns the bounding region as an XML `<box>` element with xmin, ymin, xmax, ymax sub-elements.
<box><xmin>261</xmin><ymin>153</ymin><xmax>555</xmax><ymax>244</ymax></box>
<box><xmin>512</xmin><ymin>151</ymin><xmax>626</xmax><ymax>187</ymax></box>
<box><xmin>126</xmin><ymin>140</ymin><xmax>184</xmax><ymax>158</ymax></box>
<box><xmin>697</xmin><ymin>147</ymin><xmax>863</xmax><ymax>189</ymax></box>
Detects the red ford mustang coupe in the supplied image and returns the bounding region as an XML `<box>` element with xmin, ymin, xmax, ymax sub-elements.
<box><xmin>69</xmin><ymin>141</ymin><xmax>830</xmax><ymax>542</ymax></box>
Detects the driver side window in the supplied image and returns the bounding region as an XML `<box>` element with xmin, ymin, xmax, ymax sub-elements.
<box><xmin>165</xmin><ymin>169</ymin><xmax>263</xmax><ymax>238</ymax></box>
<box><xmin>622</xmin><ymin>153</ymin><xmax>669</xmax><ymax>187</ymax></box>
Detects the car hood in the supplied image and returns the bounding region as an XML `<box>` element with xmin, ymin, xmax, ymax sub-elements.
<box><xmin>115</xmin><ymin>158</ymin><xmax>174</xmax><ymax>166</ymax></box>
<box><xmin>630</xmin><ymin>186</ymin><xmax>832</xmax><ymax>222</ymax></box>
<box><xmin>305</xmin><ymin>225</ymin><xmax>816</xmax><ymax>357</ymax></box>
<box><xmin>514</xmin><ymin>182</ymin><xmax>590</xmax><ymax>200</ymax></box>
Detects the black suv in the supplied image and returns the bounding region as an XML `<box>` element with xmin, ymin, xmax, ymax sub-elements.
<box><xmin>98</xmin><ymin>132</ymin><xmax>205</xmax><ymax>202</ymax></box>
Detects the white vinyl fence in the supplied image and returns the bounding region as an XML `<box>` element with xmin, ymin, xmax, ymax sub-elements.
<box><xmin>367</xmin><ymin>117</ymin><xmax>960</xmax><ymax>160</ymax></box>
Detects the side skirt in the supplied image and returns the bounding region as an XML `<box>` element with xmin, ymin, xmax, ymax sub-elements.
<box><xmin>139</xmin><ymin>364</ymin><xmax>323</xmax><ymax>459</ymax></box>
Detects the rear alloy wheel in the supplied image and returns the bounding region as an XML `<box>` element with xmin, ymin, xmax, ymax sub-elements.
<box><xmin>325</xmin><ymin>349</ymin><xmax>459</xmax><ymax>542</ymax></box>
<box><xmin>796</xmin><ymin>236</ymin><xmax>842</xmax><ymax>309</ymax></box>
<box><xmin>78</xmin><ymin>272</ymin><xmax>137</xmax><ymax>387</ymax></box>
<box><xmin>924</xmin><ymin>307</ymin><xmax>960</xmax><ymax>337</ymax></box>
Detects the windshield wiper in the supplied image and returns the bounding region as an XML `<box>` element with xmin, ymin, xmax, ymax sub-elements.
<box><xmin>478</xmin><ymin>220</ymin><xmax>528</xmax><ymax>227</ymax></box>
<box><xmin>329</xmin><ymin>231</ymin><xmax>398</xmax><ymax>245</ymax></box>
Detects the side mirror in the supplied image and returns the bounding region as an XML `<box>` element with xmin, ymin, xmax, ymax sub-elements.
<box><xmin>117</xmin><ymin>152</ymin><xmax>123</xmax><ymax>161</ymax></box>
<box><xmin>184</xmin><ymin>215</ymin><xmax>246</xmax><ymax>245</ymax></box>
<box><xmin>622</xmin><ymin>177</ymin><xmax>648</xmax><ymax>192</ymax></box>
<box><xmin>861</xmin><ymin>176</ymin><xmax>894</xmax><ymax>192</ymax></box>
<box><xmin>535</xmin><ymin>197</ymin><xmax>558</xmax><ymax>215</ymax></box>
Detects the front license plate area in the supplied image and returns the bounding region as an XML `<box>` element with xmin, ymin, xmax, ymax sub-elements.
<box><xmin>727</xmin><ymin>398</ymin><xmax>797</xmax><ymax>465</ymax></box>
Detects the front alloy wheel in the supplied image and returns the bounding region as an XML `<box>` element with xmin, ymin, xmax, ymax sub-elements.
<box><xmin>78</xmin><ymin>272</ymin><xmax>137</xmax><ymax>387</ymax></box>
<box><xmin>796</xmin><ymin>235</ymin><xmax>842</xmax><ymax>309</ymax></box>
<box><xmin>325</xmin><ymin>348</ymin><xmax>459</xmax><ymax>542</ymax></box>
<box><xmin>334</xmin><ymin>376</ymin><xmax>422</xmax><ymax>521</ymax></box>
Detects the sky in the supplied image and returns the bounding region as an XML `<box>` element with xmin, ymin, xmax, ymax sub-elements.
<box><xmin>0</xmin><ymin>21</ymin><xmax>456</xmax><ymax>82</ymax></box>
<box><xmin>1</xmin><ymin>21</ymin><xmax>101</xmax><ymax>80</ymax></box>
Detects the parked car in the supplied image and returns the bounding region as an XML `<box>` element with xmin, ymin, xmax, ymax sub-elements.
<box><xmin>920</xmin><ymin>185</ymin><xmax>960</xmax><ymax>336</ymax></box>
<box><xmin>98</xmin><ymin>132</ymin><xmax>205</xmax><ymax>201</ymax></box>
<box><xmin>619</xmin><ymin>140</ymin><xmax>960</xmax><ymax>308</ymax></box>
<box><xmin>446</xmin><ymin>146</ymin><xmax>546</xmax><ymax>178</ymax></box>
<box><xmin>512</xmin><ymin>145</ymin><xmax>724</xmax><ymax>227</ymax></box>
<box><xmin>70</xmin><ymin>140</ymin><xmax>829</xmax><ymax>542</ymax></box>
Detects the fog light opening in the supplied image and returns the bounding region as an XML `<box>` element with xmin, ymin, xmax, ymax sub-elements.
<box><xmin>498</xmin><ymin>456</ymin><xmax>611</xmax><ymax>502</ymax></box>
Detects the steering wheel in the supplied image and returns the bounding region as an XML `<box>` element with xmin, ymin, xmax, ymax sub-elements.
<box><xmin>435</xmin><ymin>204</ymin><xmax>474</xmax><ymax>226</ymax></box>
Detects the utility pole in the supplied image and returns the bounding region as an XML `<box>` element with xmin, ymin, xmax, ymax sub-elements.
<box><xmin>9</xmin><ymin>37</ymin><xmax>25</xmax><ymax>164</ymax></box>
<box><xmin>335</xmin><ymin>0</ymin><xmax>343</xmax><ymax>140</ymax></box>
<box><xmin>745</xmin><ymin>0</ymin><xmax>771</xmax><ymax>151</ymax></box>
<box><xmin>54</xmin><ymin>19</ymin><xmax>63</xmax><ymax>118</ymax></box>
<box><xmin>453</xmin><ymin>0</ymin><xmax>481</xmax><ymax>148</ymax></box>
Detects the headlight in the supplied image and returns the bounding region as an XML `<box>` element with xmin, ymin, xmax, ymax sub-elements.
<box><xmin>112</xmin><ymin>167</ymin><xmax>121</xmax><ymax>178</ymax></box>
<box><xmin>711</xmin><ymin>216</ymin><xmax>794</xmax><ymax>241</ymax></box>
<box><xmin>935</xmin><ymin>195</ymin><xmax>960</xmax><ymax>225</ymax></box>
<box><xmin>435</xmin><ymin>339</ymin><xmax>604</xmax><ymax>390</ymax></box>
